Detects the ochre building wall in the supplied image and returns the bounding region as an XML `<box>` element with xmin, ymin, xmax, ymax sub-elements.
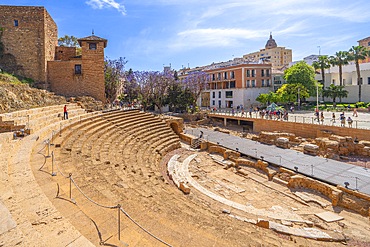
<box><xmin>0</xmin><ymin>5</ymin><xmax>57</xmax><ymax>82</ymax></box>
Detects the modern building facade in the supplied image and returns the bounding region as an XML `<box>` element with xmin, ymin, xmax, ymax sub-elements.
<box><xmin>0</xmin><ymin>5</ymin><xmax>106</xmax><ymax>102</ymax></box>
<box><xmin>243</xmin><ymin>34</ymin><xmax>292</xmax><ymax>69</ymax></box>
<box><xmin>317</xmin><ymin>63</ymin><xmax>370</xmax><ymax>102</ymax></box>
<box><xmin>206</xmin><ymin>63</ymin><xmax>272</xmax><ymax>108</ymax></box>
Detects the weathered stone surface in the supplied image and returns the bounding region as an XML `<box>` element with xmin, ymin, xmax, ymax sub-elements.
<box><xmin>276</xmin><ymin>137</ymin><xmax>289</xmax><ymax>149</ymax></box>
<box><xmin>303</xmin><ymin>144</ymin><xmax>319</xmax><ymax>156</ymax></box>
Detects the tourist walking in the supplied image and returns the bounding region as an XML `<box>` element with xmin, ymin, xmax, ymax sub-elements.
<box><xmin>331</xmin><ymin>112</ymin><xmax>336</xmax><ymax>125</ymax></box>
<box><xmin>353</xmin><ymin>105</ymin><xmax>358</xmax><ymax>117</ymax></box>
<box><xmin>63</xmin><ymin>105</ymin><xmax>68</xmax><ymax>120</ymax></box>
<box><xmin>320</xmin><ymin>112</ymin><xmax>324</xmax><ymax>124</ymax></box>
<box><xmin>347</xmin><ymin>117</ymin><xmax>353</xmax><ymax>128</ymax></box>
<box><xmin>340</xmin><ymin>112</ymin><xmax>345</xmax><ymax>127</ymax></box>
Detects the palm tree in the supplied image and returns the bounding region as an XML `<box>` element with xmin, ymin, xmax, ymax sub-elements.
<box><xmin>348</xmin><ymin>46</ymin><xmax>370</xmax><ymax>102</ymax></box>
<box><xmin>322</xmin><ymin>84</ymin><xmax>348</xmax><ymax>107</ymax></box>
<box><xmin>312</xmin><ymin>55</ymin><xmax>331</xmax><ymax>86</ymax></box>
<box><xmin>329</xmin><ymin>51</ymin><xmax>349</xmax><ymax>87</ymax></box>
<box><xmin>329</xmin><ymin>51</ymin><xmax>349</xmax><ymax>102</ymax></box>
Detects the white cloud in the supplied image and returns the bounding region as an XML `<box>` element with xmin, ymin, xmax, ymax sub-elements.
<box><xmin>86</xmin><ymin>0</ymin><xmax>126</xmax><ymax>15</ymax></box>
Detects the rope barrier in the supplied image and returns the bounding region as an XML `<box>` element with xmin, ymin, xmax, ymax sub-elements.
<box><xmin>120</xmin><ymin>208</ymin><xmax>173</xmax><ymax>247</ymax></box>
<box><xmin>70</xmin><ymin>177</ymin><xmax>118</xmax><ymax>209</ymax></box>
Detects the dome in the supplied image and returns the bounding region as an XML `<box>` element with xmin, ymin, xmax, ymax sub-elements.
<box><xmin>265</xmin><ymin>33</ymin><xmax>277</xmax><ymax>49</ymax></box>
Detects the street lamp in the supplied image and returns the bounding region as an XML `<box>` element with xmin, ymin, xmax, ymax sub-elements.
<box><xmin>316</xmin><ymin>82</ymin><xmax>319</xmax><ymax>113</ymax></box>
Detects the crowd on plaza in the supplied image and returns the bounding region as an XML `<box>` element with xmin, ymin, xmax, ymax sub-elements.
<box><xmin>210</xmin><ymin>104</ymin><xmax>361</xmax><ymax>128</ymax></box>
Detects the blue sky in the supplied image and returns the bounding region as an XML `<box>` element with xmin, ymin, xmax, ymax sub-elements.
<box><xmin>3</xmin><ymin>0</ymin><xmax>370</xmax><ymax>71</ymax></box>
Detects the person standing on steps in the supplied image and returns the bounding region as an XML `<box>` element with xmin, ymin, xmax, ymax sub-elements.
<box><xmin>63</xmin><ymin>105</ymin><xmax>68</xmax><ymax>120</ymax></box>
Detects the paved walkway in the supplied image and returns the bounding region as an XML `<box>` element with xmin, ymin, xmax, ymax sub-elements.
<box><xmin>209</xmin><ymin>110</ymin><xmax>370</xmax><ymax>129</ymax></box>
<box><xmin>187</xmin><ymin>127</ymin><xmax>370</xmax><ymax>196</ymax></box>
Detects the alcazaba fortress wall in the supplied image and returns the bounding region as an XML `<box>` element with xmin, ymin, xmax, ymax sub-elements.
<box><xmin>0</xmin><ymin>5</ymin><xmax>106</xmax><ymax>102</ymax></box>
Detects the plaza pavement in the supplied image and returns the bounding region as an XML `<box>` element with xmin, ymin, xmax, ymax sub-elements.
<box><xmin>186</xmin><ymin>127</ymin><xmax>370</xmax><ymax>196</ymax></box>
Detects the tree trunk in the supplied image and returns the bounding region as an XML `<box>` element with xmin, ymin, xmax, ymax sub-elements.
<box><xmin>339</xmin><ymin>64</ymin><xmax>343</xmax><ymax>102</ymax></box>
<box><xmin>321</xmin><ymin>68</ymin><xmax>325</xmax><ymax>85</ymax></box>
<box><xmin>356</xmin><ymin>61</ymin><xmax>361</xmax><ymax>102</ymax></box>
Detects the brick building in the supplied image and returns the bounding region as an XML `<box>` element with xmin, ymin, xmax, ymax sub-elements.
<box><xmin>0</xmin><ymin>5</ymin><xmax>106</xmax><ymax>102</ymax></box>
<box><xmin>206</xmin><ymin>63</ymin><xmax>272</xmax><ymax>108</ymax></box>
<box><xmin>358</xmin><ymin>36</ymin><xmax>370</xmax><ymax>63</ymax></box>
<box><xmin>179</xmin><ymin>61</ymin><xmax>272</xmax><ymax>108</ymax></box>
<box><xmin>243</xmin><ymin>34</ymin><xmax>292</xmax><ymax>69</ymax></box>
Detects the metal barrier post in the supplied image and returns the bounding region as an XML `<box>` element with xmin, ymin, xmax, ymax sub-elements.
<box><xmin>356</xmin><ymin>121</ymin><xmax>358</xmax><ymax>129</ymax></box>
<box><xmin>311</xmin><ymin>165</ymin><xmax>314</xmax><ymax>176</ymax></box>
<box><xmin>59</xmin><ymin>122</ymin><xmax>62</xmax><ymax>137</ymax></box>
<box><xmin>69</xmin><ymin>173</ymin><xmax>73</xmax><ymax>200</ymax></box>
<box><xmin>117</xmin><ymin>204</ymin><xmax>121</xmax><ymax>240</ymax></box>
<box><xmin>51</xmin><ymin>151</ymin><xmax>56</xmax><ymax>176</ymax></box>
<box><xmin>355</xmin><ymin>177</ymin><xmax>359</xmax><ymax>191</ymax></box>
<box><xmin>294</xmin><ymin>116</ymin><xmax>296</xmax><ymax>122</ymax></box>
<box><xmin>46</xmin><ymin>140</ymin><xmax>51</xmax><ymax>158</ymax></box>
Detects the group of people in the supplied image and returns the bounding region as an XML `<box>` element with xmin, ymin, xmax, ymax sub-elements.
<box><xmin>314</xmin><ymin>110</ymin><xmax>354</xmax><ymax>127</ymax></box>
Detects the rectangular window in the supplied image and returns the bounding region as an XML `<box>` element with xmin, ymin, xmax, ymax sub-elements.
<box><xmin>261</xmin><ymin>79</ymin><xmax>265</xmax><ymax>87</ymax></box>
<box><xmin>231</xmin><ymin>71</ymin><xmax>235</xmax><ymax>79</ymax></box>
<box><xmin>251</xmin><ymin>80</ymin><xmax>256</xmax><ymax>87</ymax></box>
<box><xmin>225</xmin><ymin>91</ymin><xmax>233</xmax><ymax>98</ymax></box>
<box><xmin>224</xmin><ymin>72</ymin><xmax>228</xmax><ymax>79</ymax></box>
<box><xmin>261</xmin><ymin>69</ymin><xmax>265</xmax><ymax>77</ymax></box>
<box><xmin>230</xmin><ymin>81</ymin><xmax>235</xmax><ymax>88</ymax></box>
<box><xmin>89</xmin><ymin>43</ymin><xmax>97</xmax><ymax>50</ymax></box>
<box><xmin>218</xmin><ymin>100</ymin><xmax>221</xmax><ymax>107</ymax></box>
<box><xmin>218</xmin><ymin>91</ymin><xmax>221</xmax><ymax>98</ymax></box>
<box><xmin>332</xmin><ymin>79</ymin><xmax>335</xmax><ymax>84</ymax></box>
<box><xmin>212</xmin><ymin>100</ymin><xmax>215</xmax><ymax>105</ymax></box>
<box><xmin>75</xmin><ymin>64</ymin><xmax>82</xmax><ymax>75</ymax></box>
<box><xmin>267</xmin><ymin>79</ymin><xmax>270</xmax><ymax>87</ymax></box>
<box><xmin>14</xmin><ymin>20</ymin><xmax>18</xmax><ymax>27</ymax></box>
<box><xmin>251</xmin><ymin>69</ymin><xmax>255</xmax><ymax>77</ymax></box>
<box><xmin>212</xmin><ymin>92</ymin><xmax>215</xmax><ymax>98</ymax></box>
<box><xmin>266</xmin><ymin>69</ymin><xmax>270</xmax><ymax>77</ymax></box>
<box><xmin>218</xmin><ymin>73</ymin><xmax>221</xmax><ymax>80</ymax></box>
<box><xmin>246</xmin><ymin>70</ymin><xmax>250</xmax><ymax>77</ymax></box>
<box><xmin>368</xmin><ymin>77</ymin><xmax>370</xmax><ymax>85</ymax></box>
<box><xmin>246</xmin><ymin>80</ymin><xmax>250</xmax><ymax>88</ymax></box>
<box><xmin>212</xmin><ymin>74</ymin><xmax>215</xmax><ymax>81</ymax></box>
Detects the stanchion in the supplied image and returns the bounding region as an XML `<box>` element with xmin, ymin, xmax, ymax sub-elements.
<box><xmin>69</xmin><ymin>173</ymin><xmax>73</xmax><ymax>200</ymax></box>
<box><xmin>355</xmin><ymin>177</ymin><xmax>359</xmax><ymax>191</ymax></box>
<box><xmin>46</xmin><ymin>139</ymin><xmax>51</xmax><ymax>158</ymax></box>
<box><xmin>117</xmin><ymin>204</ymin><xmax>121</xmax><ymax>240</ymax></box>
<box><xmin>51</xmin><ymin>151</ymin><xmax>56</xmax><ymax>176</ymax></box>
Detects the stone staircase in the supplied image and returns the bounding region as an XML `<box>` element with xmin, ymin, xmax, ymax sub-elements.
<box><xmin>0</xmin><ymin>104</ymin><xmax>93</xmax><ymax>246</ymax></box>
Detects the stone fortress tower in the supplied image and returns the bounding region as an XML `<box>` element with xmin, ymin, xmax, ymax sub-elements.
<box><xmin>0</xmin><ymin>5</ymin><xmax>106</xmax><ymax>102</ymax></box>
<box><xmin>0</xmin><ymin>5</ymin><xmax>57</xmax><ymax>83</ymax></box>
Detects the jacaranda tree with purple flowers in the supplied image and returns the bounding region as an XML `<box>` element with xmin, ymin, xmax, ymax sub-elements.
<box><xmin>182</xmin><ymin>71</ymin><xmax>210</xmax><ymax>110</ymax></box>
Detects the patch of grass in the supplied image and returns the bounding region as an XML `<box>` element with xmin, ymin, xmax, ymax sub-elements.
<box><xmin>0</xmin><ymin>71</ymin><xmax>34</xmax><ymax>85</ymax></box>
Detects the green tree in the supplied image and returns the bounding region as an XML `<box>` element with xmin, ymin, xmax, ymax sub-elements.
<box><xmin>167</xmin><ymin>81</ymin><xmax>194</xmax><ymax>112</ymax></box>
<box><xmin>322</xmin><ymin>84</ymin><xmax>348</xmax><ymax>107</ymax></box>
<box><xmin>284</xmin><ymin>61</ymin><xmax>316</xmax><ymax>95</ymax></box>
<box><xmin>276</xmin><ymin>83</ymin><xmax>309</xmax><ymax>105</ymax></box>
<box><xmin>312</xmin><ymin>56</ymin><xmax>331</xmax><ymax>87</ymax></box>
<box><xmin>348</xmin><ymin>45</ymin><xmax>370</xmax><ymax>102</ymax></box>
<box><xmin>256</xmin><ymin>92</ymin><xmax>279</xmax><ymax>105</ymax></box>
<box><xmin>58</xmin><ymin>35</ymin><xmax>79</xmax><ymax>47</ymax></box>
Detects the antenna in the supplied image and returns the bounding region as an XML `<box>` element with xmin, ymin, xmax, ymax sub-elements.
<box><xmin>92</xmin><ymin>29</ymin><xmax>94</xmax><ymax>35</ymax></box>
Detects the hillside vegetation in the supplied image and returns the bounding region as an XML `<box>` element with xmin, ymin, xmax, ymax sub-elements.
<box><xmin>0</xmin><ymin>72</ymin><xmax>103</xmax><ymax>113</ymax></box>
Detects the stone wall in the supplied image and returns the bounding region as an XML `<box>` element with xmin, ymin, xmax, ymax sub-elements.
<box><xmin>55</xmin><ymin>46</ymin><xmax>76</xmax><ymax>61</ymax></box>
<box><xmin>48</xmin><ymin>40</ymin><xmax>105</xmax><ymax>102</ymax></box>
<box><xmin>253</xmin><ymin>118</ymin><xmax>370</xmax><ymax>141</ymax></box>
<box><xmin>0</xmin><ymin>5</ymin><xmax>57</xmax><ymax>82</ymax></box>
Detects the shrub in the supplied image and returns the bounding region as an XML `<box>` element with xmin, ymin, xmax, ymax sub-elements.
<box><xmin>356</xmin><ymin>101</ymin><xmax>366</xmax><ymax>107</ymax></box>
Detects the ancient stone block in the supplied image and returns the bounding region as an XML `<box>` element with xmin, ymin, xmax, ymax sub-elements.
<box><xmin>257</xmin><ymin>219</ymin><xmax>270</xmax><ymax>229</ymax></box>
<box><xmin>276</xmin><ymin>137</ymin><xmax>289</xmax><ymax>149</ymax></box>
<box><xmin>303</xmin><ymin>144</ymin><xmax>319</xmax><ymax>156</ymax></box>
